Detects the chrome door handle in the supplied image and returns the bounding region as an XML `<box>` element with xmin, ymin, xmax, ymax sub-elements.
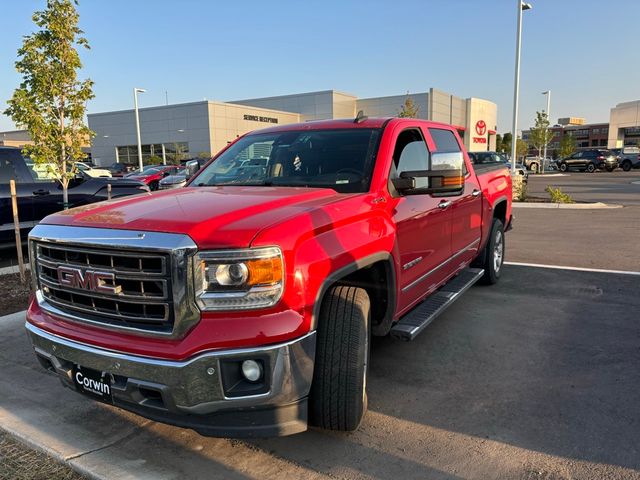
<box><xmin>437</xmin><ymin>200</ymin><xmax>452</xmax><ymax>209</ymax></box>
<box><xmin>472</xmin><ymin>189</ymin><xmax>481</xmax><ymax>197</ymax></box>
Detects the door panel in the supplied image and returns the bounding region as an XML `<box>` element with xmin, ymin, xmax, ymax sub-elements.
<box><xmin>427</xmin><ymin>128</ymin><xmax>482</xmax><ymax>266</ymax></box>
<box><xmin>449</xmin><ymin>176</ymin><xmax>482</xmax><ymax>262</ymax></box>
<box><xmin>389</xmin><ymin>127</ymin><xmax>452</xmax><ymax>314</ymax></box>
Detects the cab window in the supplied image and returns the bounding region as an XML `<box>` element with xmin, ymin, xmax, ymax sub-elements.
<box><xmin>393</xmin><ymin>129</ymin><xmax>430</xmax><ymax>189</ymax></box>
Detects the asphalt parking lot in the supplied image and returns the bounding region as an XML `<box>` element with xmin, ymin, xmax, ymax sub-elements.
<box><xmin>1</xmin><ymin>170</ymin><xmax>639</xmax><ymax>480</ymax></box>
<box><xmin>1</xmin><ymin>264</ymin><xmax>639</xmax><ymax>480</ymax></box>
<box><xmin>526</xmin><ymin>169</ymin><xmax>640</xmax><ymax>206</ymax></box>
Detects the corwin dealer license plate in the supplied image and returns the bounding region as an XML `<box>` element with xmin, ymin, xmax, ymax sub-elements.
<box><xmin>72</xmin><ymin>365</ymin><xmax>113</xmax><ymax>402</ymax></box>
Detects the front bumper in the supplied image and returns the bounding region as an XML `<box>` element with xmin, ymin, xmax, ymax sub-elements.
<box><xmin>26</xmin><ymin>322</ymin><xmax>316</xmax><ymax>437</ymax></box>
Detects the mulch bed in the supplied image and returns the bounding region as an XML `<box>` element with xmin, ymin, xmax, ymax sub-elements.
<box><xmin>0</xmin><ymin>431</ymin><xmax>86</xmax><ymax>480</ymax></box>
<box><xmin>0</xmin><ymin>271</ymin><xmax>32</xmax><ymax>317</ymax></box>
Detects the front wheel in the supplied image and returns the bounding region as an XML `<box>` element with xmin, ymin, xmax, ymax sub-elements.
<box><xmin>476</xmin><ymin>218</ymin><xmax>505</xmax><ymax>285</ymax></box>
<box><xmin>530</xmin><ymin>163</ymin><xmax>539</xmax><ymax>174</ymax></box>
<box><xmin>586</xmin><ymin>163</ymin><xmax>596</xmax><ymax>173</ymax></box>
<box><xmin>622</xmin><ymin>161</ymin><xmax>632</xmax><ymax>172</ymax></box>
<box><xmin>309</xmin><ymin>286</ymin><xmax>370</xmax><ymax>431</ymax></box>
<box><xmin>559</xmin><ymin>163</ymin><xmax>568</xmax><ymax>172</ymax></box>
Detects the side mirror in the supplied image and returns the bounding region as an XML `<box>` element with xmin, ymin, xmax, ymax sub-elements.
<box><xmin>184</xmin><ymin>159</ymin><xmax>200</xmax><ymax>180</ymax></box>
<box><xmin>396</xmin><ymin>152</ymin><xmax>465</xmax><ymax>195</ymax></box>
<box><xmin>162</xmin><ymin>171</ymin><xmax>170</xmax><ymax>177</ymax></box>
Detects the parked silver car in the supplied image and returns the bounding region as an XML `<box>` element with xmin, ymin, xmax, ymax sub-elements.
<box><xmin>159</xmin><ymin>173</ymin><xmax>187</xmax><ymax>189</ymax></box>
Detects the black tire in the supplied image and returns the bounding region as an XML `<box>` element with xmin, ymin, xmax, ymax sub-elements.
<box><xmin>309</xmin><ymin>285</ymin><xmax>370</xmax><ymax>431</ymax></box>
<box><xmin>622</xmin><ymin>161</ymin><xmax>632</xmax><ymax>172</ymax></box>
<box><xmin>149</xmin><ymin>180</ymin><xmax>159</xmax><ymax>191</ymax></box>
<box><xmin>559</xmin><ymin>163</ymin><xmax>568</xmax><ymax>172</ymax></box>
<box><xmin>605</xmin><ymin>167</ymin><xmax>614</xmax><ymax>172</ymax></box>
<box><xmin>477</xmin><ymin>218</ymin><xmax>505</xmax><ymax>285</ymax></box>
<box><xmin>586</xmin><ymin>163</ymin><xmax>596</xmax><ymax>173</ymax></box>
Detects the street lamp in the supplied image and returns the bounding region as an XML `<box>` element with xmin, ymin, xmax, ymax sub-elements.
<box><xmin>510</xmin><ymin>1</ymin><xmax>532</xmax><ymax>174</ymax></box>
<box><xmin>133</xmin><ymin>87</ymin><xmax>146</xmax><ymax>172</ymax></box>
<box><xmin>542</xmin><ymin>90</ymin><xmax>551</xmax><ymax>174</ymax></box>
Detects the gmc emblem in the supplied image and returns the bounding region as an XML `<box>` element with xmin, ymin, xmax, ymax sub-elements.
<box><xmin>56</xmin><ymin>266</ymin><xmax>121</xmax><ymax>295</ymax></box>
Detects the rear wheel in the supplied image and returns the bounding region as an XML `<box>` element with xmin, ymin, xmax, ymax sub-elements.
<box><xmin>530</xmin><ymin>163</ymin><xmax>539</xmax><ymax>174</ymax></box>
<box><xmin>149</xmin><ymin>180</ymin><xmax>159</xmax><ymax>191</ymax></box>
<box><xmin>477</xmin><ymin>218</ymin><xmax>505</xmax><ymax>285</ymax></box>
<box><xmin>309</xmin><ymin>286</ymin><xmax>370</xmax><ymax>431</ymax></box>
<box><xmin>586</xmin><ymin>163</ymin><xmax>596</xmax><ymax>173</ymax></box>
<box><xmin>622</xmin><ymin>161</ymin><xmax>632</xmax><ymax>172</ymax></box>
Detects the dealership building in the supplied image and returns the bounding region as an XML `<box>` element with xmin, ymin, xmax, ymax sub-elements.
<box><xmin>88</xmin><ymin>88</ymin><xmax>498</xmax><ymax>166</ymax></box>
<box><xmin>608</xmin><ymin>100</ymin><xmax>640</xmax><ymax>148</ymax></box>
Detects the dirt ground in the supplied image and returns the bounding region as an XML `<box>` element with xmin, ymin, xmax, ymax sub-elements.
<box><xmin>0</xmin><ymin>272</ymin><xmax>31</xmax><ymax>317</ymax></box>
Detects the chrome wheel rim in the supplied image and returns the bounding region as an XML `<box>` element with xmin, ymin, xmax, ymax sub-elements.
<box><xmin>493</xmin><ymin>230</ymin><xmax>504</xmax><ymax>273</ymax></box>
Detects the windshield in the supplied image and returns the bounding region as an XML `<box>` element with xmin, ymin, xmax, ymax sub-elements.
<box><xmin>193</xmin><ymin>128</ymin><xmax>381</xmax><ymax>193</ymax></box>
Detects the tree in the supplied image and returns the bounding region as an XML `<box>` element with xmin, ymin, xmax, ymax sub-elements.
<box><xmin>559</xmin><ymin>134</ymin><xmax>576</xmax><ymax>158</ymax></box>
<box><xmin>495</xmin><ymin>134</ymin><xmax>503</xmax><ymax>153</ymax></box>
<box><xmin>527</xmin><ymin>111</ymin><xmax>553</xmax><ymax>159</ymax></box>
<box><xmin>398</xmin><ymin>94</ymin><xmax>419</xmax><ymax>118</ymax></box>
<box><xmin>5</xmin><ymin>0</ymin><xmax>94</xmax><ymax>209</ymax></box>
<box><xmin>516</xmin><ymin>138</ymin><xmax>528</xmax><ymax>160</ymax></box>
<box><xmin>501</xmin><ymin>132</ymin><xmax>513</xmax><ymax>154</ymax></box>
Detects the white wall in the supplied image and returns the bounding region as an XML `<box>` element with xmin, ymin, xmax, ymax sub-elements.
<box><xmin>609</xmin><ymin>100</ymin><xmax>640</xmax><ymax>148</ymax></box>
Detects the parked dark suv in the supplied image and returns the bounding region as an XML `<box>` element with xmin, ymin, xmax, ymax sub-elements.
<box><xmin>0</xmin><ymin>147</ymin><xmax>149</xmax><ymax>247</ymax></box>
<box><xmin>557</xmin><ymin>149</ymin><xmax>618</xmax><ymax>173</ymax></box>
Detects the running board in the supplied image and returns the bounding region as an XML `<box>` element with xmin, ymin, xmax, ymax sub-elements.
<box><xmin>390</xmin><ymin>268</ymin><xmax>484</xmax><ymax>341</ymax></box>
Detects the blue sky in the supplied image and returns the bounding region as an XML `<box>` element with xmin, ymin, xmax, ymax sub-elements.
<box><xmin>1</xmin><ymin>0</ymin><xmax>638</xmax><ymax>133</ymax></box>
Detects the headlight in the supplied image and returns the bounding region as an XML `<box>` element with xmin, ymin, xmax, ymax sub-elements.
<box><xmin>194</xmin><ymin>247</ymin><xmax>283</xmax><ymax>310</ymax></box>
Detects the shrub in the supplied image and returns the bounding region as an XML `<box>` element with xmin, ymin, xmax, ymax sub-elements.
<box><xmin>545</xmin><ymin>186</ymin><xmax>574</xmax><ymax>204</ymax></box>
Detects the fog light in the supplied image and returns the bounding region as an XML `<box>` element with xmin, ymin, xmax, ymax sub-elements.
<box><xmin>241</xmin><ymin>360</ymin><xmax>262</xmax><ymax>382</ymax></box>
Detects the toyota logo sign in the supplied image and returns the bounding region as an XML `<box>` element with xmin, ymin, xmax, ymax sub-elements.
<box><xmin>475</xmin><ymin>120</ymin><xmax>487</xmax><ymax>136</ymax></box>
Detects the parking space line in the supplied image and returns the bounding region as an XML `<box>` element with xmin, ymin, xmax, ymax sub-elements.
<box><xmin>504</xmin><ymin>261</ymin><xmax>640</xmax><ymax>276</ymax></box>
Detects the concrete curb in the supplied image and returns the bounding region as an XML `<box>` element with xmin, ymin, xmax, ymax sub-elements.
<box><xmin>528</xmin><ymin>173</ymin><xmax>567</xmax><ymax>177</ymax></box>
<box><xmin>512</xmin><ymin>202</ymin><xmax>623</xmax><ymax>209</ymax></box>
<box><xmin>0</xmin><ymin>265</ymin><xmax>30</xmax><ymax>276</ymax></box>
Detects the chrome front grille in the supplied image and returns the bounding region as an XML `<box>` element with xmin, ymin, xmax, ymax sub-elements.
<box><xmin>35</xmin><ymin>242</ymin><xmax>174</xmax><ymax>332</ymax></box>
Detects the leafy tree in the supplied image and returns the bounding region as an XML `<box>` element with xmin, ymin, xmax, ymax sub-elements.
<box><xmin>501</xmin><ymin>132</ymin><xmax>513</xmax><ymax>154</ymax></box>
<box><xmin>4</xmin><ymin>0</ymin><xmax>94</xmax><ymax>209</ymax></box>
<box><xmin>516</xmin><ymin>138</ymin><xmax>528</xmax><ymax>160</ymax></box>
<box><xmin>398</xmin><ymin>94</ymin><xmax>419</xmax><ymax>118</ymax></box>
<box><xmin>559</xmin><ymin>134</ymin><xmax>577</xmax><ymax>158</ymax></box>
<box><xmin>147</xmin><ymin>155</ymin><xmax>163</xmax><ymax>165</ymax></box>
<box><xmin>197</xmin><ymin>151</ymin><xmax>211</xmax><ymax>160</ymax></box>
<box><xmin>495</xmin><ymin>134</ymin><xmax>503</xmax><ymax>153</ymax></box>
<box><xmin>528</xmin><ymin>111</ymin><xmax>553</xmax><ymax>159</ymax></box>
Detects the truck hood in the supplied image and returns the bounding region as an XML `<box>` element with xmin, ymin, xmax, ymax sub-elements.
<box><xmin>43</xmin><ymin>186</ymin><xmax>351</xmax><ymax>249</ymax></box>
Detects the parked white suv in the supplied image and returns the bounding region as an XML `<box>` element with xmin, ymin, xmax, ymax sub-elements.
<box><xmin>75</xmin><ymin>161</ymin><xmax>112</xmax><ymax>177</ymax></box>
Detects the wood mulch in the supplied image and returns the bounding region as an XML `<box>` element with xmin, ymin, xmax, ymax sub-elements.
<box><xmin>0</xmin><ymin>271</ymin><xmax>32</xmax><ymax>317</ymax></box>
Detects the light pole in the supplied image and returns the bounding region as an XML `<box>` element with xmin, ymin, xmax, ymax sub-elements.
<box><xmin>510</xmin><ymin>1</ymin><xmax>532</xmax><ymax>173</ymax></box>
<box><xmin>542</xmin><ymin>90</ymin><xmax>551</xmax><ymax>174</ymax></box>
<box><xmin>133</xmin><ymin>87</ymin><xmax>146</xmax><ymax>172</ymax></box>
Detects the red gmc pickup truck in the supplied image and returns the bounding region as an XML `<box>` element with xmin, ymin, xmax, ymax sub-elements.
<box><xmin>26</xmin><ymin>115</ymin><xmax>512</xmax><ymax>437</ymax></box>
